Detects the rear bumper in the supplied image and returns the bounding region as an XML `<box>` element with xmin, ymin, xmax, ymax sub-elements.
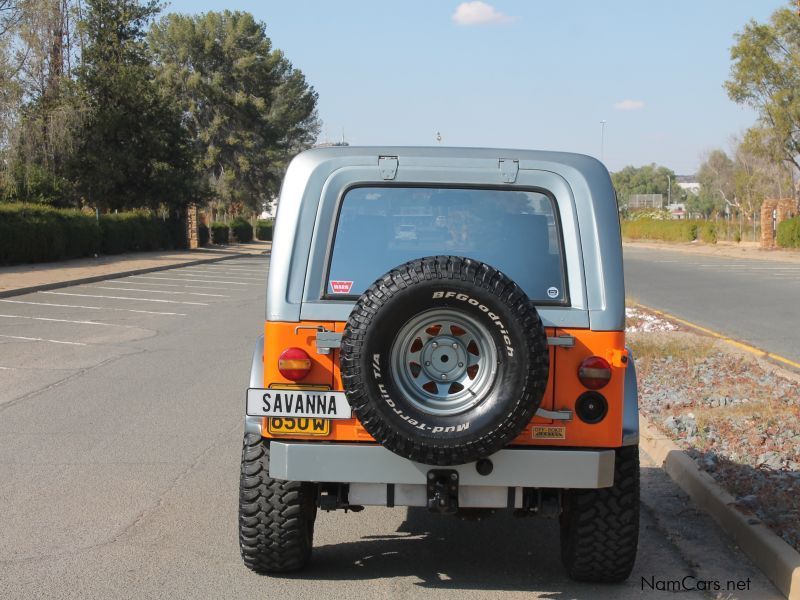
<box><xmin>268</xmin><ymin>441</ymin><xmax>615</xmax><ymax>489</ymax></box>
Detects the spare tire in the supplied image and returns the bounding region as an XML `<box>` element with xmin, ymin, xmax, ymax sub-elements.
<box><xmin>341</xmin><ymin>256</ymin><xmax>549</xmax><ymax>466</ymax></box>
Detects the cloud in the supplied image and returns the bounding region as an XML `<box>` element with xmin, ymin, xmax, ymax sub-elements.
<box><xmin>614</xmin><ymin>99</ymin><xmax>645</xmax><ymax>111</ymax></box>
<box><xmin>452</xmin><ymin>2</ymin><xmax>514</xmax><ymax>26</ymax></box>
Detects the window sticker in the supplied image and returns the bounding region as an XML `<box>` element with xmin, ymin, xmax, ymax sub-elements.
<box><xmin>547</xmin><ymin>287</ymin><xmax>560</xmax><ymax>299</ymax></box>
<box><xmin>330</xmin><ymin>280</ymin><xmax>354</xmax><ymax>294</ymax></box>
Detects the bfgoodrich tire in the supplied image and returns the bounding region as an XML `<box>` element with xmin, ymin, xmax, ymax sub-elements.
<box><xmin>238</xmin><ymin>433</ymin><xmax>317</xmax><ymax>574</ymax></box>
<box><xmin>340</xmin><ymin>256</ymin><xmax>549</xmax><ymax>466</ymax></box>
<box><xmin>559</xmin><ymin>445</ymin><xmax>640</xmax><ymax>582</ymax></box>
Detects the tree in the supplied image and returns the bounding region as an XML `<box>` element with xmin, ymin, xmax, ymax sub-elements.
<box><xmin>149</xmin><ymin>11</ymin><xmax>320</xmax><ymax>215</ymax></box>
<box><xmin>725</xmin><ymin>6</ymin><xmax>800</xmax><ymax>202</ymax></box>
<box><xmin>73</xmin><ymin>0</ymin><xmax>196</xmax><ymax>211</ymax></box>
<box><xmin>696</xmin><ymin>149</ymin><xmax>735</xmax><ymax>218</ymax></box>
<box><xmin>611</xmin><ymin>163</ymin><xmax>684</xmax><ymax>212</ymax></box>
<box><xmin>1</xmin><ymin>0</ymin><xmax>83</xmax><ymax>204</ymax></box>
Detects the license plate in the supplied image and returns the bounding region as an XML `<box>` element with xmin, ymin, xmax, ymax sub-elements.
<box><xmin>246</xmin><ymin>388</ymin><xmax>351</xmax><ymax>419</ymax></box>
<box><xmin>268</xmin><ymin>417</ymin><xmax>330</xmax><ymax>436</ymax></box>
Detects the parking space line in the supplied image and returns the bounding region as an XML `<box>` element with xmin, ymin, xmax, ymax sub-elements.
<box><xmin>129</xmin><ymin>276</ymin><xmax>254</xmax><ymax>286</ymax></box>
<box><xmin>117</xmin><ymin>280</ymin><xmax>229</xmax><ymax>290</ymax></box>
<box><xmin>41</xmin><ymin>292</ymin><xmax>208</xmax><ymax>306</ymax></box>
<box><xmin>91</xmin><ymin>286</ymin><xmax>228</xmax><ymax>298</ymax></box>
<box><xmin>188</xmin><ymin>268</ymin><xmax>264</xmax><ymax>273</ymax></box>
<box><xmin>0</xmin><ymin>314</ymin><xmax>134</xmax><ymax>327</ymax></box>
<box><xmin>0</xmin><ymin>334</ymin><xmax>87</xmax><ymax>346</ymax></box>
<box><xmin>183</xmin><ymin>266</ymin><xmax>264</xmax><ymax>273</ymax></box>
<box><xmin>178</xmin><ymin>270</ymin><xmax>256</xmax><ymax>280</ymax></box>
<box><xmin>0</xmin><ymin>299</ymin><xmax>186</xmax><ymax>316</ymax></box>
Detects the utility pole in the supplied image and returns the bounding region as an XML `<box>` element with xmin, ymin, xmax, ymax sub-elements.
<box><xmin>600</xmin><ymin>120</ymin><xmax>606</xmax><ymax>163</ymax></box>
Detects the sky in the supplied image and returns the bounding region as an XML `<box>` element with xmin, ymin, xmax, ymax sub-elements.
<box><xmin>163</xmin><ymin>0</ymin><xmax>788</xmax><ymax>175</ymax></box>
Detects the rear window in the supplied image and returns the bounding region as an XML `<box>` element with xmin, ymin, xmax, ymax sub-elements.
<box><xmin>326</xmin><ymin>186</ymin><xmax>567</xmax><ymax>304</ymax></box>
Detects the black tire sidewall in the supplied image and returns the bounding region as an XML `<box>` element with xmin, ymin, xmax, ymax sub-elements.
<box><xmin>358</xmin><ymin>279</ymin><xmax>533</xmax><ymax>446</ymax></box>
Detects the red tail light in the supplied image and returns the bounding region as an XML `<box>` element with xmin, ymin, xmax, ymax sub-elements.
<box><xmin>578</xmin><ymin>356</ymin><xmax>612</xmax><ymax>390</ymax></box>
<box><xmin>278</xmin><ymin>348</ymin><xmax>312</xmax><ymax>381</ymax></box>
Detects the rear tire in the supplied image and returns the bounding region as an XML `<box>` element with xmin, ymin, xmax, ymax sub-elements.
<box><xmin>559</xmin><ymin>445</ymin><xmax>640</xmax><ymax>582</ymax></box>
<box><xmin>238</xmin><ymin>433</ymin><xmax>317</xmax><ymax>574</ymax></box>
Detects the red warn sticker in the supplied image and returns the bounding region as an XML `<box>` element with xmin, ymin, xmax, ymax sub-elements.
<box><xmin>330</xmin><ymin>280</ymin><xmax>354</xmax><ymax>294</ymax></box>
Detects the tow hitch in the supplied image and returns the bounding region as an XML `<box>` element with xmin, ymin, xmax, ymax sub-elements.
<box><xmin>427</xmin><ymin>469</ymin><xmax>459</xmax><ymax>513</ymax></box>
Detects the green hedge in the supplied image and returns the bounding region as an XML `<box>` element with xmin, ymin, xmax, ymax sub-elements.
<box><xmin>621</xmin><ymin>219</ymin><xmax>700</xmax><ymax>242</ymax></box>
<box><xmin>777</xmin><ymin>216</ymin><xmax>800</xmax><ymax>248</ymax></box>
<box><xmin>0</xmin><ymin>203</ymin><xmax>186</xmax><ymax>265</ymax></box>
<box><xmin>256</xmin><ymin>219</ymin><xmax>273</xmax><ymax>241</ymax></box>
<box><xmin>210</xmin><ymin>222</ymin><xmax>229</xmax><ymax>244</ymax></box>
<box><xmin>699</xmin><ymin>222</ymin><xmax>717</xmax><ymax>244</ymax></box>
<box><xmin>198</xmin><ymin>224</ymin><xmax>209</xmax><ymax>246</ymax></box>
<box><xmin>99</xmin><ymin>213</ymin><xmax>179</xmax><ymax>255</ymax></box>
<box><xmin>230</xmin><ymin>217</ymin><xmax>253</xmax><ymax>243</ymax></box>
<box><xmin>0</xmin><ymin>203</ymin><xmax>100</xmax><ymax>264</ymax></box>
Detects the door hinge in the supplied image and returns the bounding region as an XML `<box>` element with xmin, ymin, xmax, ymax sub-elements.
<box><xmin>498</xmin><ymin>158</ymin><xmax>519</xmax><ymax>183</ymax></box>
<box><xmin>378</xmin><ymin>156</ymin><xmax>399</xmax><ymax>180</ymax></box>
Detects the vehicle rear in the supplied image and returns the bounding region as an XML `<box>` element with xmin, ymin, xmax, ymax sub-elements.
<box><xmin>240</xmin><ymin>147</ymin><xmax>639</xmax><ymax>583</ymax></box>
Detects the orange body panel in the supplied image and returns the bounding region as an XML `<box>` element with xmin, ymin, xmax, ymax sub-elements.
<box><xmin>260</xmin><ymin>322</ymin><xmax>626</xmax><ymax>448</ymax></box>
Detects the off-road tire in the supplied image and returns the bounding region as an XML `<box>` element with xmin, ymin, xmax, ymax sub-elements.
<box><xmin>238</xmin><ymin>433</ymin><xmax>317</xmax><ymax>574</ymax></box>
<box><xmin>341</xmin><ymin>256</ymin><xmax>549</xmax><ymax>466</ymax></box>
<box><xmin>559</xmin><ymin>445</ymin><xmax>640</xmax><ymax>582</ymax></box>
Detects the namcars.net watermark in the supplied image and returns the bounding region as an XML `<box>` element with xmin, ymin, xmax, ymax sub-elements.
<box><xmin>642</xmin><ymin>575</ymin><xmax>751</xmax><ymax>593</ymax></box>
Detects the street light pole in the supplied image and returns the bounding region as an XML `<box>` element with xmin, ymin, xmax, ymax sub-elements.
<box><xmin>600</xmin><ymin>120</ymin><xmax>606</xmax><ymax>163</ymax></box>
<box><xmin>667</xmin><ymin>175</ymin><xmax>672</xmax><ymax>206</ymax></box>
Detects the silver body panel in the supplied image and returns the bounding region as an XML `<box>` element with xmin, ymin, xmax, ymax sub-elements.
<box><xmin>268</xmin><ymin>441</ymin><xmax>615</xmax><ymax>489</ymax></box>
<box><xmin>622</xmin><ymin>351</ymin><xmax>640</xmax><ymax>446</ymax></box>
<box><xmin>266</xmin><ymin>146</ymin><xmax>624</xmax><ymax>331</ymax></box>
<box><xmin>244</xmin><ymin>335</ymin><xmax>264</xmax><ymax>435</ymax></box>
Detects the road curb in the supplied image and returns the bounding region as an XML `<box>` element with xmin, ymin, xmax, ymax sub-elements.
<box><xmin>639</xmin><ymin>416</ymin><xmax>800</xmax><ymax>599</ymax></box>
<box><xmin>0</xmin><ymin>252</ymin><xmax>265</xmax><ymax>299</ymax></box>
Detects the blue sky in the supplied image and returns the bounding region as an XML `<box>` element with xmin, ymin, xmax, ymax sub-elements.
<box><xmin>163</xmin><ymin>0</ymin><xmax>787</xmax><ymax>174</ymax></box>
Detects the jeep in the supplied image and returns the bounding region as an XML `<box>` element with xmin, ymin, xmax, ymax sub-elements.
<box><xmin>240</xmin><ymin>147</ymin><xmax>639</xmax><ymax>582</ymax></box>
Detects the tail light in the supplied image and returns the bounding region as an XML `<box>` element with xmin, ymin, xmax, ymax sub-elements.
<box><xmin>578</xmin><ymin>356</ymin><xmax>612</xmax><ymax>390</ymax></box>
<box><xmin>278</xmin><ymin>348</ymin><xmax>312</xmax><ymax>381</ymax></box>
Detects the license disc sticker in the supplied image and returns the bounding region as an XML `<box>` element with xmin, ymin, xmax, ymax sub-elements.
<box><xmin>532</xmin><ymin>426</ymin><xmax>566</xmax><ymax>440</ymax></box>
<box><xmin>330</xmin><ymin>280</ymin><xmax>354</xmax><ymax>294</ymax></box>
<box><xmin>546</xmin><ymin>287</ymin><xmax>559</xmax><ymax>299</ymax></box>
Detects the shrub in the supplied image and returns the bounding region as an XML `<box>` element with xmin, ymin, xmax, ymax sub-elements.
<box><xmin>620</xmin><ymin>219</ymin><xmax>699</xmax><ymax>242</ymax></box>
<box><xmin>256</xmin><ymin>219</ymin><xmax>273</xmax><ymax>241</ymax></box>
<box><xmin>700</xmin><ymin>222</ymin><xmax>717</xmax><ymax>244</ymax></box>
<box><xmin>0</xmin><ymin>203</ymin><xmax>100</xmax><ymax>264</ymax></box>
<box><xmin>230</xmin><ymin>217</ymin><xmax>253</xmax><ymax>243</ymax></box>
<box><xmin>210</xmin><ymin>222</ymin><xmax>229</xmax><ymax>244</ymax></box>
<box><xmin>198</xmin><ymin>224</ymin><xmax>209</xmax><ymax>246</ymax></box>
<box><xmin>0</xmin><ymin>203</ymin><xmax>187</xmax><ymax>264</ymax></box>
<box><xmin>99</xmin><ymin>212</ymin><xmax>175</xmax><ymax>255</ymax></box>
<box><xmin>777</xmin><ymin>216</ymin><xmax>800</xmax><ymax>248</ymax></box>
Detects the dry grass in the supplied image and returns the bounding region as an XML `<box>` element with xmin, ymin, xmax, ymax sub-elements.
<box><xmin>628</xmin><ymin>332</ymin><xmax>716</xmax><ymax>362</ymax></box>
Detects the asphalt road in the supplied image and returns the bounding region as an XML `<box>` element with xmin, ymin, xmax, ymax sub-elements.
<box><xmin>0</xmin><ymin>256</ymin><xmax>781</xmax><ymax>599</ymax></box>
<box><xmin>624</xmin><ymin>245</ymin><xmax>800</xmax><ymax>366</ymax></box>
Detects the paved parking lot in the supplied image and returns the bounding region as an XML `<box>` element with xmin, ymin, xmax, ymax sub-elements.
<box><xmin>0</xmin><ymin>256</ymin><xmax>780</xmax><ymax>598</ymax></box>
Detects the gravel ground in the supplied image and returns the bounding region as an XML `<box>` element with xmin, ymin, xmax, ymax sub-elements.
<box><xmin>627</xmin><ymin>307</ymin><xmax>800</xmax><ymax>552</ymax></box>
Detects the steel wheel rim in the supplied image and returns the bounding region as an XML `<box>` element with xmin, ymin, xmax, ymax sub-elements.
<box><xmin>389</xmin><ymin>308</ymin><xmax>499</xmax><ymax>416</ymax></box>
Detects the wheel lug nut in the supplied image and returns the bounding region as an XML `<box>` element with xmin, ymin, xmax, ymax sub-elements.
<box><xmin>458</xmin><ymin>362</ymin><xmax>464</xmax><ymax>367</ymax></box>
<box><xmin>452</xmin><ymin>343</ymin><xmax>458</xmax><ymax>349</ymax></box>
<box><xmin>441</xmin><ymin>374</ymin><xmax>447</xmax><ymax>380</ymax></box>
<box><xmin>432</xmin><ymin>342</ymin><xmax>438</xmax><ymax>348</ymax></box>
<box><xmin>425</xmin><ymin>361</ymin><xmax>431</xmax><ymax>366</ymax></box>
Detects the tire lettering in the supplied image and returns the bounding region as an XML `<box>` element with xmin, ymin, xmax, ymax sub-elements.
<box><xmin>372</xmin><ymin>353</ymin><xmax>381</xmax><ymax>379</ymax></box>
<box><xmin>431</xmin><ymin>290</ymin><xmax>515</xmax><ymax>357</ymax></box>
